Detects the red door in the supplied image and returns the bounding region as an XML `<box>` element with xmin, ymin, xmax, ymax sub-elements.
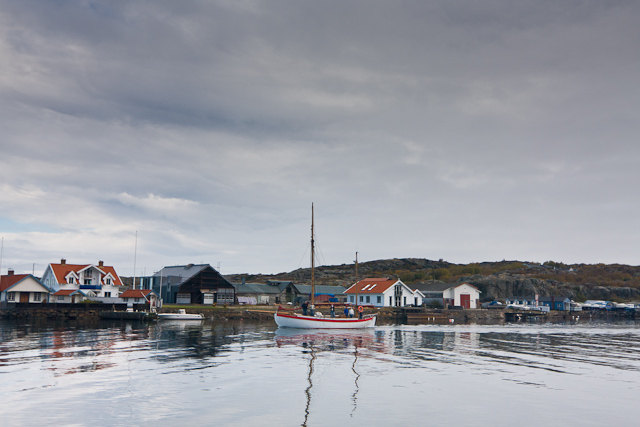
<box><xmin>460</xmin><ymin>294</ymin><xmax>471</xmax><ymax>309</ymax></box>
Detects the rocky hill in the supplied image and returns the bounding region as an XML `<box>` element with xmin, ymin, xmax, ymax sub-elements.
<box><xmin>225</xmin><ymin>258</ymin><xmax>640</xmax><ymax>302</ymax></box>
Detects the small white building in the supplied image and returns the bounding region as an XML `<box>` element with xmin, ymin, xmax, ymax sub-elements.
<box><xmin>41</xmin><ymin>259</ymin><xmax>123</xmax><ymax>299</ymax></box>
<box><xmin>119</xmin><ymin>289</ymin><xmax>159</xmax><ymax>308</ymax></box>
<box><xmin>52</xmin><ymin>289</ymin><xmax>87</xmax><ymax>304</ymax></box>
<box><xmin>0</xmin><ymin>271</ymin><xmax>51</xmax><ymax>303</ymax></box>
<box><xmin>415</xmin><ymin>282</ymin><xmax>481</xmax><ymax>309</ymax></box>
<box><xmin>344</xmin><ymin>278</ymin><xmax>424</xmax><ymax>307</ymax></box>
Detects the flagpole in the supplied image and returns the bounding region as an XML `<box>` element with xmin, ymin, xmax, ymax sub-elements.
<box><xmin>133</xmin><ymin>231</ymin><xmax>137</xmax><ymax>290</ymax></box>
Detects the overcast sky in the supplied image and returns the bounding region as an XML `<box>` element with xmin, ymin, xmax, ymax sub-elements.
<box><xmin>1</xmin><ymin>0</ymin><xmax>639</xmax><ymax>277</ymax></box>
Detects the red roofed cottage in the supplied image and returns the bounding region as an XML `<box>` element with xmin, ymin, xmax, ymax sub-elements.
<box><xmin>344</xmin><ymin>278</ymin><xmax>424</xmax><ymax>307</ymax></box>
<box><xmin>0</xmin><ymin>270</ymin><xmax>51</xmax><ymax>303</ymax></box>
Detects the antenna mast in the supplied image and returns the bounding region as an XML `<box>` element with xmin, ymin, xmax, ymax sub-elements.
<box><xmin>0</xmin><ymin>237</ymin><xmax>4</xmax><ymax>289</ymax></box>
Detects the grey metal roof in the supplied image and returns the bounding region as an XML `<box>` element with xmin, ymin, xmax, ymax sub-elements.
<box><xmin>295</xmin><ymin>284</ymin><xmax>348</xmax><ymax>296</ymax></box>
<box><xmin>232</xmin><ymin>282</ymin><xmax>283</xmax><ymax>294</ymax></box>
<box><xmin>152</xmin><ymin>264</ymin><xmax>210</xmax><ymax>282</ymax></box>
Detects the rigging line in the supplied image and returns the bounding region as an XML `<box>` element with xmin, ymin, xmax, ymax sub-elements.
<box><xmin>314</xmin><ymin>239</ymin><xmax>327</xmax><ymax>267</ymax></box>
<box><xmin>296</xmin><ymin>241</ymin><xmax>311</xmax><ymax>270</ymax></box>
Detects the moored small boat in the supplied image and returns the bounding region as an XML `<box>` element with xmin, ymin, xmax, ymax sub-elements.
<box><xmin>157</xmin><ymin>309</ymin><xmax>204</xmax><ymax>320</ymax></box>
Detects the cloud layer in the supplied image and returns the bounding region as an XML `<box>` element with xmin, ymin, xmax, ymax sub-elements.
<box><xmin>2</xmin><ymin>1</ymin><xmax>640</xmax><ymax>275</ymax></box>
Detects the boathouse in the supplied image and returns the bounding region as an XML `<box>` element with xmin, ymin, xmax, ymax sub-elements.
<box><xmin>143</xmin><ymin>264</ymin><xmax>235</xmax><ymax>305</ymax></box>
<box><xmin>414</xmin><ymin>282</ymin><xmax>481</xmax><ymax>309</ymax></box>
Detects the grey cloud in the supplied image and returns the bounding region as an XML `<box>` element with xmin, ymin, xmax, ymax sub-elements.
<box><xmin>1</xmin><ymin>0</ymin><xmax>640</xmax><ymax>273</ymax></box>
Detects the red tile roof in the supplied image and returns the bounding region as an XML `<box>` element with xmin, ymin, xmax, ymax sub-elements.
<box><xmin>344</xmin><ymin>278</ymin><xmax>398</xmax><ymax>294</ymax></box>
<box><xmin>119</xmin><ymin>289</ymin><xmax>154</xmax><ymax>299</ymax></box>
<box><xmin>0</xmin><ymin>274</ymin><xmax>30</xmax><ymax>292</ymax></box>
<box><xmin>53</xmin><ymin>289</ymin><xmax>84</xmax><ymax>296</ymax></box>
<box><xmin>49</xmin><ymin>263</ymin><xmax>123</xmax><ymax>287</ymax></box>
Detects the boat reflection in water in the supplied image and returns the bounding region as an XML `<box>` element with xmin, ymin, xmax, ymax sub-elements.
<box><xmin>275</xmin><ymin>328</ymin><xmax>378</xmax><ymax>426</ymax></box>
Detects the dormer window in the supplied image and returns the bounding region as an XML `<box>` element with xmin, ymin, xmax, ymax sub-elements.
<box><xmin>68</xmin><ymin>277</ymin><xmax>75</xmax><ymax>284</ymax></box>
<box><xmin>84</xmin><ymin>279</ymin><xmax>92</xmax><ymax>285</ymax></box>
<box><xmin>106</xmin><ymin>278</ymin><xmax>111</xmax><ymax>285</ymax></box>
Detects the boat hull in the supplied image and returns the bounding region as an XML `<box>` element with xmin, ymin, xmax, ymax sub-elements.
<box><xmin>157</xmin><ymin>313</ymin><xmax>204</xmax><ymax>320</ymax></box>
<box><xmin>274</xmin><ymin>312</ymin><xmax>376</xmax><ymax>329</ymax></box>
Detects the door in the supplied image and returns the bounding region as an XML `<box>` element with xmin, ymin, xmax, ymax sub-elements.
<box><xmin>394</xmin><ymin>285</ymin><xmax>402</xmax><ymax>307</ymax></box>
<box><xmin>460</xmin><ymin>294</ymin><xmax>471</xmax><ymax>309</ymax></box>
<box><xmin>20</xmin><ymin>293</ymin><xmax>30</xmax><ymax>303</ymax></box>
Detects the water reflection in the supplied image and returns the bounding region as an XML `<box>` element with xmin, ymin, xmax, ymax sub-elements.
<box><xmin>274</xmin><ymin>329</ymin><xmax>375</xmax><ymax>426</ymax></box>
<box><xmin>2</xmin><ymin>320</ymin><xmax>640</xmax><ymax>426</ymax></box>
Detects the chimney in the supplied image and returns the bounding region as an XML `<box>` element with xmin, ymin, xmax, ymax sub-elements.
<box><xmin>98</xmin><ymin>260</ymin><xmax>104</xmax><ymax>267</ymax></box>
<box><xmin>8</xmin><ymin>269</ymin><xmax>14</xmax><ymax>276</ymax></box>
<box><xmin>61</xmin><ymin>259</ymin><xmax>66</xmax><ymax>265</ymax></box>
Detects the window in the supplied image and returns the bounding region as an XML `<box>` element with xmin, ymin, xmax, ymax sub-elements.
<box><xmin>389</xmin><ymin>296</ymin><xmax>392</xmax><ymax>306</ymax></box>
<box><xmin>106</xmin><ymin>278</ymin><xmax>111</xmax><ymax>285</ymax></box>
<box><xmin>7</xmin><ymin>292</ymin><xmax>15</xmax><ymax>302</ymax></box>
<box><xmin>366</xmin><ymin>296</ymin><xmax>370</xmax><ymax>303</ymax></box>
<box><xmin>403</xmin><ymin>297</ymin><xmax>407</xmax><ymax>306</ymax></box>
<box><xmin>134</xmin><ymin>298</ymin><xmax>140</xmax><ymax>303</ymax></box>
<box><xmin>359</xmin><ymin>296</ymin><xmax>364</xmax><ymax>303</ymax></box>
<box><xmin>104</xmin><ymin>292</ymin><xmax>111</xmax><ymax>298</ymax></box>
<box><xmin>58</xmin><ymin>295</ymin><xmax>65</xmax><ymax>301</ymax></box>
<box><xmin>34</xmin><ymin>293</ymin><xmax>41</xmax><ymax>301</ymax></box>
<box><xmin>350</xmin><ymin>296</ymin><xmax>355</xmax><ymax>303</ymax></box>
<box><xmin>68</xmin><ymin>277</ymin><xmax>75</xmax><ymax>284</ymax></box>
<box><xmin>84</xmin><ymin>279</ymin><xmax>92</xmax><ymax>285</ymax></box>
<box><xmin>377</xmin><ymin>296</ymin><xmax>382</xmax><ymax>304</ymax></box>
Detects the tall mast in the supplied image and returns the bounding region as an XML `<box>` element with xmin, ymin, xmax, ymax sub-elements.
<box><xmin>310</xmin><ymin>203</ymin><xmax>315</xmax><ymax>306</ymax></box>
<box><xmin>355</xmin><ymin>251</ymin><xmax>358</xmax><ymax>307</ymax></box>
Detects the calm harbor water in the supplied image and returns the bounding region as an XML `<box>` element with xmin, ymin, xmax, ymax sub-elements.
<box><xmin>2</xmin><ymin>318</ymin><xmax>640</xmax><ymax>426</ymax></box>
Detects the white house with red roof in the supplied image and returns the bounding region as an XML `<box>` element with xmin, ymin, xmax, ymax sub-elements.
<box><xmin>0</xmin><ymin>270</ymin><xmax>51</xmax><ymax>303</ymax></box>
<box><xmin>344</xmin><ymin>278</ymin><xmax>424</xmax><ymax>307</ymax></box>
<box><xmin>41</xmin><ymin>259</ymin><xmax>124</xmax><ymax>300</ymax></box>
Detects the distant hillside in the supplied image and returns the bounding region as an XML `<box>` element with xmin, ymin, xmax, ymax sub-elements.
<box><xmin>225</xmin><ymin>258</ymin><xmax>640</xmax><ymax>302</ymax></box>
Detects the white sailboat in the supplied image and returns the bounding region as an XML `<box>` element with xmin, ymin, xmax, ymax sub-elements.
<box><xmin>274</xmin><ymin>204</ymin><xmax>376</xmax><ymax>329</ymax></box>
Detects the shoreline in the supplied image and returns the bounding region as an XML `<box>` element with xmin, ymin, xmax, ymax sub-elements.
<box><xmin>1</xmin><ymin>304</ymin><xmax>637</xmax><ymax>324</ymax></box>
